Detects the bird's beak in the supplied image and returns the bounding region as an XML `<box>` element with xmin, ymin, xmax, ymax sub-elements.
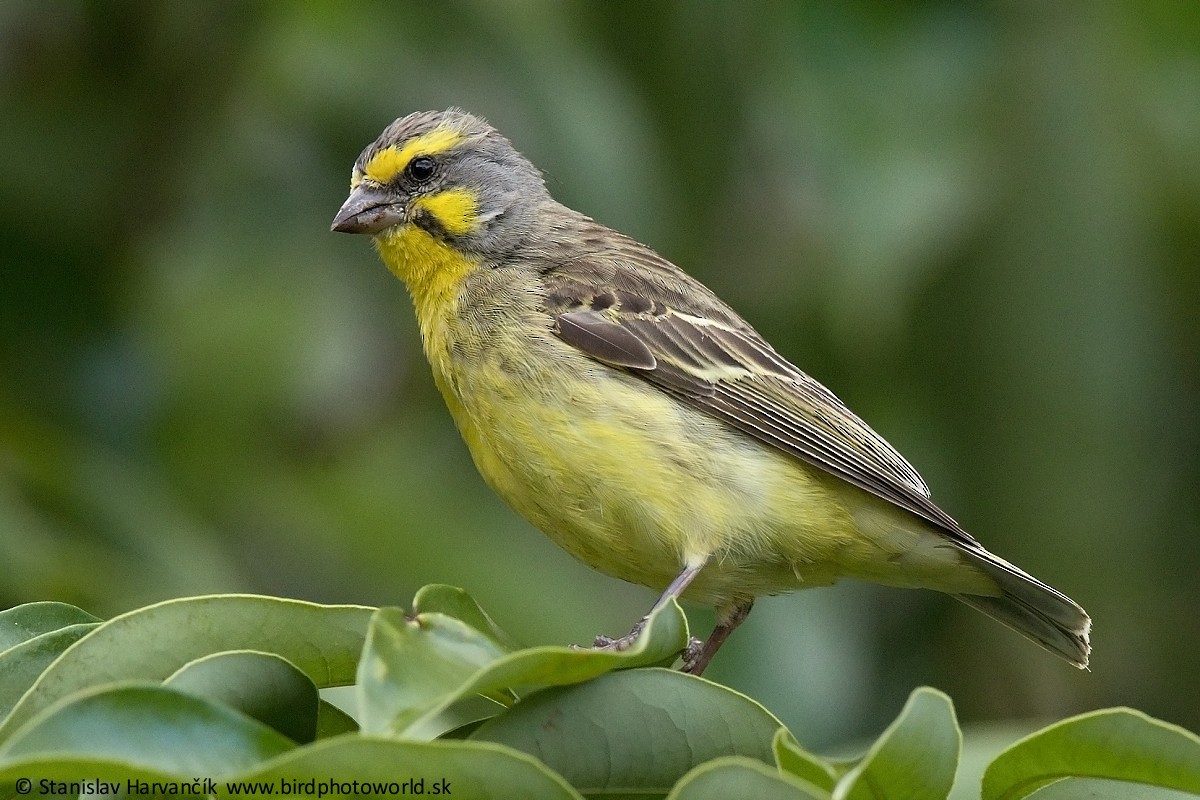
<box><xmin>331</xmin><ymin>185</ymin><xmax>406</xmax><ymax>234</ymax></box>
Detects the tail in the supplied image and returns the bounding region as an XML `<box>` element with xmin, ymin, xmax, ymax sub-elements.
<box><xmin>953</xmin><ymin>547</ymin><xmax>1091</xmax><ymax>669</ymax></box>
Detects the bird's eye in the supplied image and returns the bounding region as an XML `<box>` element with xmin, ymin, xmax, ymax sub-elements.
<box><xmin>406</xmin><ymin>156</ymin><xmax>437</xmax><ymax>183</ymax></box>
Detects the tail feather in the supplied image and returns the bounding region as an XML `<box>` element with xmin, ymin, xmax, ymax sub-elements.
<box><xmin>954</xmin><ymin>547</ymin><xmax>1091</xmax><ymax>669</ymax></box>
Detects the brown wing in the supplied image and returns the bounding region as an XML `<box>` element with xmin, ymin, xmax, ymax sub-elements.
<box><xmin>540</xmin><ymin>221</ymin><xmax>972</xmax><ymax>541</ymax></box>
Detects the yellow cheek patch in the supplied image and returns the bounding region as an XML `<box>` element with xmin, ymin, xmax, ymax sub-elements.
<box><xmin>410</xmin><ymin>188</ymin><xmax>480</xmax><ymax>235</ymax></box>
<box><xmin>362</xmin><ymin>127</ymin><xmax>465</xmax><ymax>184</ymax></box>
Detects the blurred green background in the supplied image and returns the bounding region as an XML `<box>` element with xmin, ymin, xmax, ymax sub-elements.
<box><xmin>1</xmin><ymin>0</ymin><xmax>1197</xmax><ymax>752</ymax></box>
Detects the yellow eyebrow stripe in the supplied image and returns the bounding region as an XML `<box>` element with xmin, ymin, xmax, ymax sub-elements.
<box><xmin>362</xmin><ymin>127</ymin><xmax>464</xmax><ymax>184</ymax></box>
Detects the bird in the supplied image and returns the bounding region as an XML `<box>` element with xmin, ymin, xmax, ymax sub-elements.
<box><xmin>331</xmin><ymin>108</ymin><xmax>1090</xmax><ymax>675</ymax></box>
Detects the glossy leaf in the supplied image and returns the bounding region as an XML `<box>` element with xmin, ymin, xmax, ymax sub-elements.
<box><xmin>413</xmin><ymin>584</ymin><xmax>520</xmax><ymax>651</ymax></box>
<box><xmin>0</xmin><ymin>595</ymin><xmax>372</xmax><ymax>744</ymax></box>
<box><xmin>359</xmin><ymin>598</ymin><xmax>688</xmax><ymax>737</ymax></box>
<box><xmin>983</xmin><ymin>708</ymin><xmax>1200</xmax><ymax>800</ymax></box>
<box><xmin>0</xmin><ymin>603</ymin><xmax>100</xmax><ymax>653</ymax></box>
<box><xmin>834</xmin><ymin>687</ymin><xmax>959</xmax><ymax>800</ymax></box>
<box><xmin>471</xmin><ymin>668</ymin><xmax>783</xmax><ymax>796</ymax></box>
<box><xmin>165</xmin><ymin>650</ymin><xmax>319</xmax><ymax>744</ymax></box>
<box><xmin>315</xmin><ymin>701</ymin><xmax>359</xmax><ymax>739</ymax></box>
<box><xmin>357</xmin><ymin>608</ymin><xmax>512</xmax><ymax>736</ymax></box>
<box><xmin>668</xmin><ymin>756</ymin><xmax>831</xmax><ymax>800</ymax></box>
<box><xmin>234</xmin><ymin>737</ymin><xmax>584</xmax><ymax>799</ymax></box>
<box><xmin>774</xmin><ymin>728</ymin><xmax>839</xmax><ymax>791</ymax></box>
<box><xmin>0</xmin><ymin>683</ymin><xmax>294</xmax><ymax>777</ymax></box>
<box><xmin>1024</xmin><ymin>777</ymin><xmax>1200</xmax><ymax>799</ymax></box>
<box><xmin>0</xmin><ymin>623</ymin><xmax>97</xmax><ymax>722</ymax></box>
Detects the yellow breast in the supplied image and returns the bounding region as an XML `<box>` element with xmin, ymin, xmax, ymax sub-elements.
<box><xmin>373</xmin><ymin>223</ymin><xmax>475</xmax><ymax>387</ymax></box>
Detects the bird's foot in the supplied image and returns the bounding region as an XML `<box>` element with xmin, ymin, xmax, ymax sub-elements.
<box><xmin>679</xmin><ymin>637</ymin><xmax>705</xmax><ymax>672</ymax></box>
<box><xmin>588</xmin><ymin>616</ymin><xmax>648</xmax><ymax>652</ymax></box>
<box><xmin>574</xmin><ymin>619</ymin><xmax>702</xmax><ymax>669</ymax></box>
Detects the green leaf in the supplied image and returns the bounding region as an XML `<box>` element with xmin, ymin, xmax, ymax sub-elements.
<box><xmin>0</xmin><ymin>603</ymin><xmax>100</xmax><ymax>653</ymax></box>
<box><xmin>359</xmin><ymin>598</ymin><xmax>688</xmax><ymax>737</ymax></box>
<box><xmin>439</xmin><ymin>716</ymin><xmax>490</xmax><ymax>740</ymax></box>
<box><xmin>420</xmin><ymin>694</ymin><xmax>512</xmax><ymax>742</ymax></box>
<box><xmin>1024</xmin><ymin>777</ymin><xmax>1200</xmax><ymax>799</ymax></box>
<box><xmin>0</xmin><ymin>683</ymin><xmax>294</xmax><ymax>778</ymax></box>
<box><xmin>471</xmin><ymin>668</ymin><xmax>784</xmax><ymax>796</ymax></box>
<box><xmin>315</xmin><ymin>701</ymin><xmax>359</xmax><ymax>739</ymax></box>
<box><xmin>460</xmin><ymin>595</ymin><xmax>687</xmax><ymax>688</ymax></box>
<box><xmin>165</xmin><ymin>650</ymin><xmax>319</xmax><ymax>744</ymax></box>
<box><xmin>413</xmin><ymin>583</ymin><xmax>520</xmax><ymax>650</ymax></box>
<box><xmin>774</xmin><ymin>728</ymin><xmax>839</xmax><ymax>791</ymax></box>
<box><xmin>0</xmin><ymin>762</ymin><xmax>206</xmax><ymax>797</ymax></box>
<box><xmin>0</xmin><ymin>624</ymin><xmax>97</xmax><ymax>722</ymax></box>
<box><xmin>357</xmin><ymin>608</ymin><xmax>513</xmax><ymax>736</ymax></box>
<box><xmin>0</xmin><ymin>595</ymin><xmax>373</xmax><ymax>745</ymax></box>
<box><xmin>231</xmin><ymin>737</ymin><xmax>584</xmax><ymax>799</ymax></box>
<box><xmin>834</xmin><ymin>686</ymin><xmax>959</xmax><ymax>800</ymax></box>
<box><xmin>982</xmin><ymin>708</ymin><xmax>1200</xmax><ymax>800</ymax></box>
<box><xmin>668</xmin><ymin>756</ymin><xmax>832</xmax><ymax>800</ymax></box>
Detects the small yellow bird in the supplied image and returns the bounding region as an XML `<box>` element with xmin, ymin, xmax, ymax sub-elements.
<box><xmin>332</xmin><ymin>109</ymin><xmax>1090</xmax><ymax>675</ymax></box>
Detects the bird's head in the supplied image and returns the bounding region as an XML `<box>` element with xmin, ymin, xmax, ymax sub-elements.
<box><xmin>331</xmin><ymin>109</ymin><xmax>547</xmax><ymax>261</ymax></box>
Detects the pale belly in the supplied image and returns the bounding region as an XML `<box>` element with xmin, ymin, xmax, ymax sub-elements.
<box><xmin>434</xmin><ymin>332</ymin><xmax>876</xmax><ymax>608</ymax></box>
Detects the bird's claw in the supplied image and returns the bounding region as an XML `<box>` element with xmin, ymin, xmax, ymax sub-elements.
<box><xmin>577</xmin><ymin>621</ymin><xmax>700</xmax><ymax>669</ymax></box>
<box><xmin>680</xmin><ymin>636</ymin><xmax>705</xmax><ymax>671</ymax></box>
<box><xmin>581</xmin><ymin>617</ymin><xmax>649</xmax><ymax>653</ymax></box>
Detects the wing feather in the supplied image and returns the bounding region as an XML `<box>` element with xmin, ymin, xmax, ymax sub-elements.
<box><xmin>556</xmin><ymin>310</ymin><xmax>656</xmax><ymax>369</ymax></box>
<box><xmin>539</xmin><ymin>216</ymin><xmax>970</xmax><ymax>541</ymax></box>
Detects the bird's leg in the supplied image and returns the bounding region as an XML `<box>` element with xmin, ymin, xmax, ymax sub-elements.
<box><xmin>592</xmin><ymin>560</ymin><xmax>707</xmax><ymax>653</ymax></box>
<box><xmin>681</xmin><ymin>599</ymin><xmax>754</xmax><ymax>676</ymax></box>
